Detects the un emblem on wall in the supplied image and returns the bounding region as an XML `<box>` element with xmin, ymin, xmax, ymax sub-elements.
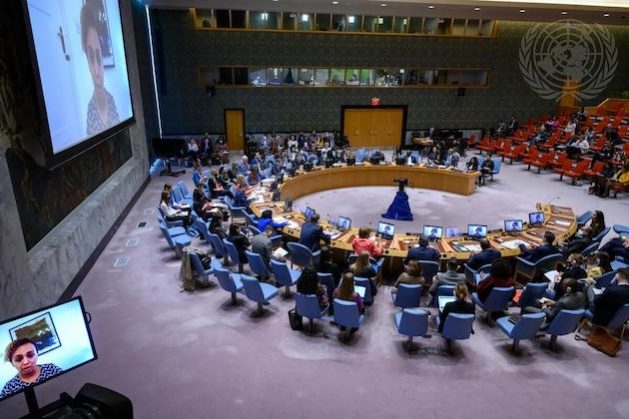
<box><xmin>519</xmin><ymin>19</ymin><xmax>617</xmax><ymax>101</ymax></box>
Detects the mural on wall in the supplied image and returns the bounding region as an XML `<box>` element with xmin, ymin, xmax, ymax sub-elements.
<box><xmin>0</xmin><ymin>0</ymin><xmax>132</xmax><ymax>251</ymax></box>
<box><xmin>152</xmin><ymin>10</ymin><xmax>629</xmax><ymax>135</ymax></box>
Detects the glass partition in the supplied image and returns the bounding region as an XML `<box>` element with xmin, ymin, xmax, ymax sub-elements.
<box><xmin>364</xmin><ymin>16</ymin><xmax>378</xmax><ymax>33</ymax></box>
<box><xmin>346</xmin><ymin>15</ymin><xmax>361</xmax><ymax>32</ymax></box>
<box><xmin>215</xmin><ymin>9</ymin><xmax>230</xmax><ymax>28</ymax></box>
<box><xmin>316</xmin><ymin>14</ymin><xmax>331</xmax><ymax>31</ymax></box>
<box><xmin>250</xmin><ymin>11</ymin><xmax>281</xmax><ymax>30</ymax></box>
<box><xmin>298</xmin><ymin>68</ymin><xmax>315</xmax><ymax>85</ymax></box>
<box><xmin>394</xmin><ymin>17</ymin><xmax>409</xmax><ymax>33</ymax></box>
<box><xmin>378</xmin><ymin>16</ymin><xmax>393</xmax><ymax>33</ymax></box>
<box><xmin>282</xmin><ymin>13</ymin><xmax>297</xmax><ymax>30</ymax></box>
<box><xmin>298</xmin><ymin>13</ymin><xmax>314</xmax><ymax>31</ymax></box>
<box><xmin>231</xmin><ymin>10</ymin><xmax>246</xmax><ymax>28</ymax></box>
<box><xmin>315</xmin><ymin>69</ymin><xmax>329</xmax><ymax>86</ymax></box>
<box><xmin>330</xmin><ymin>69</ymin><xmax>346</xmax><ymax>85</ymax></box>
<box><xmin>250</xmin><ymin>68</ymin><xmax>267</xmax><ymax>86</ymax></box>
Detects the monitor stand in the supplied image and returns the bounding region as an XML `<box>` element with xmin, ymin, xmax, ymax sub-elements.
<box><xmin>21</xmin><ymin>387</ymin><xmax>73</xmax><ymax>419</ymax></box>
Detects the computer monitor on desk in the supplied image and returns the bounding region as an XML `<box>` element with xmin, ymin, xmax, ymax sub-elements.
<box><xmin>377</xmin><ymin>221</ymin><xmax>395</xmax><ymax>240</ymax></box>
<box><xmin>445</xmin><ymin>227</ymin><xmax>461</xmax><ymax>238</ymax></box>
<box><xmin>336</xmin><ymin>216</ymin><xmax>352</xmax><ymax>231</ymax></box>
<box><xmin>529</xmin><ymin>212</ymin><xmax>545</xmax><ymax>226</ymax></box>
<box><xmin>467</xmin><ymin>224</ymin><xmax>487</xmax><ymax>239</ymax></box>
<box><xmin>504</xmin><ymin>219</ymin><xmax>524</xmax><ymax>233</ymax></box>
<box><xmin>423</xmin><ymin>225</ymin><xmax>443</xmax><ymax>240</ymax></box>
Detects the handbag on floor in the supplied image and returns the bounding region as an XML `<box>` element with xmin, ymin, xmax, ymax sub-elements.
<box><xmin>288</xmin><ymin>308</ymin><xmax>303</xmax><ymax>331</ymax></box>
<box><xmin>587</xmin><ymin>326</ymin><xmax>621</xmax><ymax>357</ymax></box>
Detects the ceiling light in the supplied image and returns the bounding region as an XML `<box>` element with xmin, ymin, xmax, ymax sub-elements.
<box><xmin>381</xmin><ymin>3</ymin><xmax>387</xmax><ymax>6</ymax></box>
<box><xmin>603</xmin><ymin>13</ymin><xmax>610</xmax><ymax>17</ymax></box>
<box><xmin>428</xmin><ymin>5</ymin><xmax>435</xmax><ymax>9</ymax></box>
<box><xmin>474</xmin><ymin>7</ymin><xmax>480</xmax><ymax>11</ymax></box>
<box><xmin>561</xmin><ymin>11</ymin><xmax>568</xmax><ymax>15</ymax></box>
<box><xmin>520</xmin><ymin>9</ymin><xmax>526</xmax><ymax>13</ymax></box>
<box><xmin>332</xmin><ymin>1</ymin><xmax>339</xmax><ymax>4</ymax></box>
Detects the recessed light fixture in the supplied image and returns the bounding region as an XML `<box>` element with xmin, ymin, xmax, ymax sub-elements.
<box><xmin>603</xmin><ymin>13</ymin><xmax>610</xmax><ymax>17</ymax></box>
<box><xmin>520</xmin><ymin>9</ymin><xmax>526</xmax><ymax>13</ymax></box>
<box><xmin>561</xmin><ymin>11</ymin><xmax>568</xmax><ymax>15</ymax></box>
<box><xmin>474</xmin><ymin>7</ymin><xmax>480</xmax><ymax>11</ymax></box>
<box><xmin>348</xmin><ymin>15</ymin><xmax>356</xmax><ymax>24</ymax></box>
<box><xmin>332</xmin><ymin>1</ymin><xmax>339</xmax><ymax>4</ymax></box>
<box><xmin>428</xmin><ymin>5</ymin><xmax>435</xmax><ymax>9</ymax></box>
<box><xmin>381</xmin><ymin>3</ymin><xmax>387</xmax><ymax>7</ymax></box>
<box><xmin>261</xmin><ymin>12</ymin><xmax>268</xmax><ymax>20</ymax></box>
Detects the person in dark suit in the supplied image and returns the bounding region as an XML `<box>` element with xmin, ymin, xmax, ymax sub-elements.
<box><xmin>404</xmin><ymin>235</ymin><xmax>441</xmax><ymax>264</ymax></box>
<box><xmin>227</xmin><ymin>223</ymin><xmax>250</xmax><ymax>270</ymax></box>
<box><xmin>560</xmin><ymin>227</ymin><xmax>594</xmax><ymax>256</ymax></box>
<box><xmin>467</xmin><ymin>239</ymin><xmax>501</xmax><ymax>271</ymax></box>
<box><xmin>299</xmin><ymin>213</ymin><xmax>330</xmax><ymax>252</ymax></box>
<box><xmin>598</xmin><ymin>235</ymin><xmax>629</xmax><ymax>262</ymax></box>
<box><xmin>518</xmin><ymin>231</ymin><xmax>559</xmax><ymax>263</ymax></box>
<box><xmin>438</xmin><ymin>283</ymin><xmax>475</xmax><ymax>333</ymax></box>
<box><xmin>592</xmin><ymin>268</ymin><xmax>629</xmax><ymax>326</ymax></box>
<box><xmin>551</xmin><ymin>253</ymin><xmax>588</xmax><ymax>300</ymax></box>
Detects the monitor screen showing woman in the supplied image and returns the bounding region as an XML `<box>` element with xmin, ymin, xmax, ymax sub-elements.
<box><xmin>26</xmin><ymin>0</ymin><xmax>133</xmax><ymax>154</ymax></box>
<box><xmin>0</xmin><ymin>297</ymin><xmax>96</xmax><ymax>401</ymax></box>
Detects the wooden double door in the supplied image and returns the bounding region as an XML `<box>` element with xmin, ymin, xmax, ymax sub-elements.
<box><xmin>343</xmin><ymin>107</ymin><xmax>405</xmax><ymax>148</ymax></box>
<box><xmin>224</xmin><ymin>109</ymin><xmax>245</xmax><ymax>150</ymax></box>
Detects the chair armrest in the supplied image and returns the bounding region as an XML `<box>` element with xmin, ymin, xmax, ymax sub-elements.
<box><xmin>515</xmin><ymin>256</ymin><xmax>535</xmax><ymax>268</ymax></box>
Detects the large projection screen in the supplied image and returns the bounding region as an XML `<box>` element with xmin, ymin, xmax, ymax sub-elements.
<box><xmin>26</xmin><ymin>0</ymin><xmax>133</xmax><ymax>156</ymax></box>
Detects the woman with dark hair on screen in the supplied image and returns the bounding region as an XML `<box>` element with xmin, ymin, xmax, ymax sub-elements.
<box><xmin>81</xmin><ymin>2</ymin><xmax>120</xmax><ymax>135</ymax></box>
<box><xmin>0</xmin><ymin>338</ymin><xmax>62</xmax><ymax>398</ymax></box>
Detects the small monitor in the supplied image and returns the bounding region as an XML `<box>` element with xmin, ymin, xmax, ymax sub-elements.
<box><xmin>504</xmin><ymin>219</ymin><xmax>524</xmax><ymax>233</ymax></box>
<box><xmin>304</xmin><ymin>207</ymin><xmax>314</xmax><ymax>221</ymax></box>
<box><xmin>445</xmin><ymin>227</ymin><xmax>461</xmax><ymax>238</ymax></box>
<box><xmin>529</xmin><ymin>212</ymin><xmax>545</xmax><ymax>226</ymax></box>
<box><xmin>467</xmin><ymin>224</ymin><xmax>488</xmax><ymax>238</ymax></box>
<box><xmin>336</xmin><ymin>216</ymin><xmax>352</xmax><ymax>231</ymax></box>
<box><xmin>377</xmin><ymin>221</ymin><xmax>395</xmax><ymax>239</ymax></box>
<box><xmin>0</xmin><ymin>297</ymin><xmax>97</xmax><ymax>402</ymax></box>
<box><xmin>423</xmin><ymin>225</ymin><xmax>443</xmax><ymax>240</ymax></box>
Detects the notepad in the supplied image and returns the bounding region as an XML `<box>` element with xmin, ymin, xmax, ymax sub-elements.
<box><xmin>554</xmin><ymin>220</ymin><xmax>570</xmax><ymax>226</ymax></box>
<box><xmin>501</xmin><ymin>239</ymin><xmax>527</xmax><ymax>250</ymax></box>
<box><xmin>273</xmin><ymin>247</ymin><xmax>289</xmax><ymax>258</ymax></box>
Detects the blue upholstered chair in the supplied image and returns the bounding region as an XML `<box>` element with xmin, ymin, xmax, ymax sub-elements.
<box><xmin>189</xmin><ymin>252</ymin><xmax>215</xmax><ymax>283</ymax></box>
<box><xmin>287</xmin><ymin>242</ymin><xmax>321</xmax><ymax>267</ymax></box>
<box><xmin>354</xmin><ymin>277</ymin><xmax>373</xmax><ymax>305</ymax></box>
<box><xmin>438</xmin><ymin>285</ymin><xmax>456</xmax><ymax>296</ymax></box>
<box><xmin>611</xmin><ymin>257</ymin><xmax>628</xmax><ymax>271</ymax></box>
<box><xmin>214</xmin><ymin>265</ymin><xmax>243</xmax><ymax>305</ymax></box>
<box><xmin>517</xmin><ymin>282</ymin><xmax>548</xmax><ymax>313</ymax></box>
<box><xmin>580</xmin><ymin>241</ymin><xmax>600</xmax><ymax>257</ymax></box>
<box><xmin>394</xmin><ymin>308</ymin><xmax>429</xmax><ymax>352</ymax></box>
<box><xmin>177</xmin><ymin>181</ymin><xmax>193</xmax><ymax>200</ymax></box>
<box><xmin>595</xmin><ymin>271</ymin><xmax>617</xmax><ymax>289</ymax></box>
<box><xmin>497</xmin><ymin>312</ymin><xmax>546</xmax><ymax>352</ymax></box>
<box><xmin>607</xmin><ymin>304</ymin><xmax>629</xmax><ymax>342</ymax></box>
<box><xmin>195</xmin><ymin>219</ymin><xmax>212</xmax><ymax>243</ymax></box>
<box><xmin>248</xmin><ymin>225</ymin><xmax>283</xmax><ymax>246</ymax></box>
<box><xmin>592</xmin><ymin>227</ymin><xmax>611</xmax><ymax>243</ymax></box>
<box><xmin>546</xmin><ymin>309</ymin><xmax>585</xmax><ymax>349</ymax></box>
<box><xmin>295</xmin><ymin>292</ymin><xmax>328</xmax><ymax>335</ymax></box>
<box><xmin>271</xmin><ymin>260</ymin><xmax>300</xmax><ymax>297</ymax></box>
<box><xmin>158</xmin><ymin>218</ymin><xmax>186</xmax><ymax>237</ymax></box>
<box><xmin>209</xmin><ymin>233</ymin><xmax>227</xmax><ymax>259</ymax></box>
<box><xmin>223</xmin><ymin>239</ymin><xmax>244</xmax><ymax>272</ymax></box>
<box><xmin>245</xmin><ymin>250</ymin><xmax>270</xmax><ymax>281</ymax></box>
<box><xmin>157</xmin><ymin>206</ymin><xmax>184</xmax><ymax>228</ymax></box>
<box><xmin>472</xmin><ymin>286</ymin><xmax>514</xmax><ymax>325</ymax></box>
<box><xmin>576</xmin><ymin>211</ymin><xmax>593</xmax><ymax>228</ymax></box>
<box><xmin>419</xmin><ymin>261</ymin><xmax>440</xmax><ymax>285</ymax></box>
<box><xmin>159</xmin><ymin>223</ymin><xmax>191</xmax><ymax>257</ymax></box>
<box><xmin>612</xmin><ymin>224</ymin><xmax>629</xmax><ymax>235</ymax></box>
<box><xmin>333</xmin><ymin>299</ymin><xmax>364</xmax><ymax>341</ymax></box>
<box><xmin>317</xmin><ymin>272</ymin><xmax>336</xmax><ymax>312</ymax></box>
<box><xmin>391</xmin><ymin>284</ymin><xmax>422</xmax><ymax>309</ymax></box>
<box><xmin>464</xmin><ymin>263</ymin><xmax>492</xmax><ymax>284</ymax></box>
<box><xmin>223</xmin><ymin>195</ymin><xmax>248</xmax><ymax>218</ymax></box>
<box><xmin>171</xmin><ymin>185</ymin><xmax>193</xmax><ymax>206</ymax></box>
<box><xmin>514</xmin><ymin>253</ymin><xmax>563</xmax><ymax>283</ymax></box>
<box><xmin>441</xmin><ymin>313</ymin><xmax>475</xmax><ymax>354</ymax></box>
<box><xmin>240</xmin><ymin>274</ymin><xmax>279</xmax><ymax>316</ymax></box>
<box><xmin>490</xmin><ymin>157</ymin><xmax>502</xmax><ymax>180</ymax></box>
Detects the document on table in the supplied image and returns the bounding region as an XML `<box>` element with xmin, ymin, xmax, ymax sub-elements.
<box><xmin>273</xmin><ymin>247</ymin><xmax>289</xmax><ymax>258</ymax></box>
<box><xmin>501</xmin><ymin>239</ymin><xmax>528</xmax><ymax>250</ymax></box>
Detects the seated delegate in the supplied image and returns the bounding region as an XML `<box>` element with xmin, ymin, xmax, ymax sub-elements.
<box><xmin>317</xmin><ymin>247</ymin><xmax>343</xmax><ymax>287</ymax></box>
<box><xmin>524</xmin><ymin>278</ymin><xmax>585</xmax><ymax>329</ymax></box>
<box><xmin>466</xmin><ymin>239</ymin><xmax>501</xmax><ymax>271</ymax></box>
<box><xmin>333</xmin><ymin>273</ymin><xmax>364</xmax><ymax>333</ymax></box>
<box><xmin>518</xmin><ymin>231</ymin><xmax>559</xmax><ymax>263</ymax></box>
<box><xmin>299</xmin><ymin>213</ymin><xmax>331</xmax><ymax>252</ymax></box>
<box><xmin>591</xmin><ymin>268</ymin><xmax>629</xmax><ymax>327</ymax></box>
<box><xmin>429</xmin><ymin>258</ymin><xmax>466</xmax><ymax>295</ymax></box>
<box><xmin>476</xmin><ymin>259</ymin><xmax>515</xmax><ymax>303</ymax></box>
<box><xmin>404</xmin><ymin>235</ymin><xmax>441</xmax><ymax>264</ymax></box>
<box><xmin>296</xmin><ymin>265</ymin><xmax>328</xmax><ymax>309</ymax></box>
<box><xmin>437</xmin><ymin>283</ymin><xmax>475</xmax><ymax>333</ymax></box>
<box><xmin>392</xmin><ymin>260</ymin><xmax>424</xmax><ymax>289</ymax></box>
<box><xmin>348</xmin><ymin>252</ymin><xmax>378</xmax><ymax>298</ymax></box>
<box><xmin>352</xmin><ymin>227</ymin><xmax>383</xmax><ymax>259</ymax></box>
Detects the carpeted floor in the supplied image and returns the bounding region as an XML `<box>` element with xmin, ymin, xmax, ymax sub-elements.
<box><xmin>1</xmin><ymin>155</ymin><xmax>628</xmax><ymax>419</ymax></box>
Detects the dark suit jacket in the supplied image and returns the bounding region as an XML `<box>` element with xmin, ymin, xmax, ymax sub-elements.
<box><xmin>467</xmin><ymin>249</ymin><xmax>501</xmax><ymax>271</ymax></box>
<box><xmin>438</xmin><ymin>300</ymin><xmax>476</xmax><ymax>332</ymax></box>
<box><xmin>592</xmin><ymin>285</ymin><xmax>629</xmax><ymax>326</ymax></box>
<box><xmin>562</xmin><ymin>237</ymin><xmax>592</xmax><ymax>256</ymax></box>
<box><xmin>404</xmin><ymin>245</ymin><xmax>441</xmax><ymax>264</ymax></box>
<box><xmin>227</xmin><ymin>233</ymin><xmax>250</xmax><ymax>261</ymax></box>
<box><xmin>299</xmin><ymin>222</ymin><xmax>330</xmax><ymax>252</ymax></box>
<box><xmin>518</xmin><ymin>243</ymin><xmax>560</xmax><ymax>263</ymax></box>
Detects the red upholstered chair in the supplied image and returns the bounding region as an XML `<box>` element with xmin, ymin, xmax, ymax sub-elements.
<box><xmin>562</xmin><ymin>160</ymin><xmax>590</xmax><ymax>185</ymax></box>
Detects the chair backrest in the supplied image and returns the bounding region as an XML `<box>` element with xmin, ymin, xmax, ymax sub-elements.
<box><xmin>189</xmin><ymin>252</ymin><xmax>207</xmax><ymax>275</ymax></box>
<box><xmin>248</xmin><ymin>225</ymin><xmax>262</xmax><ymax>236</ymax></box>
<box><xmin>596</xmin><ymin>270</ymin><xmax>616</xmax><ymax>288</ymax></box>
<box><xmin>295</xmin><ymin>292</ymin><xmax>325</xmax><ymax>319</ymax></box>
<box><xmin>419</xmin><ymin>261</ymin><xmax>440</xmax><ymax>285</ymax></box>
<box><xmin>214</xmin><ymin>267</ymin><xmax>241</xmax><ymax>293</ymax></box>
<box><xmin>580</xmin><ymin>241</ymin><xmax>600</xmax><ymax>257</ymax></box>
<box><xmin>511</xmin><ymin>312</ymin><xmax>546</xmax><ymax>339</ymax></box>
<box><xmin>555</xmin><ymin>152</ymin><xmax>568</xmax><ymax>164</ymax></box>
<box><xmin>477</xmin><ymin>156</ymin><xmax>486</xmax><ymax>167</ymax></box>
<box><xmin>159</xmin><ymin>224</ymin><xmax>176</xmax><ymax>248</ymax></box>
<box><xmin>171</xmin><ymin>186</ymin><xmax>185</xmax><ymax>203</ymax></box>
<box><xmin>593</xmin><ymin>226</ymin><xmax>610</xmax><ymax>243</ymax></box>
<box><xmin>576</xmin><ymin>210</ymin><xmax>593</xmax><ymax>226</ymax></box>
<box><xmin>574</xmin><ymin>159</ymin><xmax>590</xmax><ymax>174</ymax></box>
<box><xmin>245</xmin><ymin>250</ymin><xmax>269</xmax><ymax>277</ymax></box>
<box><xmin>196</xmin><ymin>219</ymin><xmax>211</xmax><ymax>242</ymax></box>
<box><xmin>287</xmin><ymin>242</ymin><xmax>314</xmax><ymax>266</ymax></box>
<box><xmin>518</xmin><ymin>282</ymin><xmax>548</xmax><ymax>308</ymax></box>
<box><xmin>209</xmin><ymin>233</ymin><xmax>226</xmax><ymax>258</ymax></box>
<box><xmin>438</xmin><ymin>285</ymin><xmax>456</xmax><ymax>296</ymax></box>
<box><xmin>607</xmin><ymin>303</ymin><xmax>629</xmax><ymax>330</ymax></box>
<box><xmin>223</xmin><ymin>239</ymin><xmax>240</xmax><ymax>265</ymax></box>
<box><xmin>482</xmin><ymin>286</ymin><xmax>515</xmax><ymax>311</ymax></box>
<box><xmin>317</xmin><ymin>272</ymin><xmax>336</xmax><ymax>302</ymax></box>
<box><xmin>245</xmin><ymin>212</ymin><xmax>258</xmax><ymax>227</ymax></box>
<box><xmin>547</xmin><ymin>309</ymin><xmax>585</xmax><ymax>336</ymax></box>
<box><xmin>178</xmin><ymin>181</ymin><xmax>192</xmax><ymax>198</ymax></box>
<box><xmin>240</xmin><ymin>275</ymin><xmax>265</xmax><ymax>302</ymax></box>
<box><xmin>393</xmin><ymin>284</ymin><xmax>422</xmax><ymax>308</ymax></box>
<box><xmin>536</xmin><ymin>253</ymin><xmax>564</xmax><ymax>272</ymax></box>
<box><xmin>464</xmin><ymin>263</ymin><xmax>491</xmax><ymax>283</ymax></box>
<box><xmin>442</xmin><ymin>313</ymin><xmax>475</xmax><ymax>340</ymax></box>
<box><xmin>560</xmin><ymin>159</ymin><xmax>573</xmax><ymax>171</ymax></box>
<box><xmin>491</xmin><ymin>158</ymin><xmax>502</xmax><ymax>174</ymax></box>
<box><xmin>333</xmin><ymin>299</ymin><xmax>362</xmax><ymax>328</ymax></box>
<box><xmin>270</xmin><ymin>260</ymin><xmax>293</xmax><ymax>287</ymax></box>
<box><xmin>354</xmin><ymin>277</ymin><xmax>373</xmax><ymax>304</ymax></box>
<box><xmin>398</xmin><ymin>308</ymin><xmax>429</xmax><ymax>337</ymax></box>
